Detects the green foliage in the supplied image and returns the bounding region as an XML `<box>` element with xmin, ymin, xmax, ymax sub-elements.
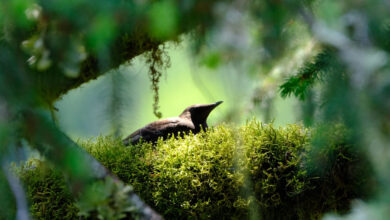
<box><xmin>86</xmin><ymin>14</ymin><xmax>117</xmax><ymax>52</ymax></box>
<box><xmin>18</xmin><ymin>159</ymin><xmax>138</xmax><ymax>220</ymax></box>
<box><xmin>18</xmin><ymin>121</ymin><xmax>375</xmax><ymax>219</ymax></box>
<box><xmin>305</xmin><ymin>124</ymin><xmax>376</xmax><ymax>207</ymax></box>
<box><xmin>18</xmin><ymin>159</ymin><xmax>79</xmax><ymax>220</ymax></box>
<box><xmin>280</xmin><ymin>49</ymin><xmax>337</xmax><ymax>100</ymax></box>
<box><xmin>251</xmin><ymin>0</ymin><xmax>303</xmax><ymax>61</ymax></box>
<box><xmin>148</xmin><ymin>0</ymin><xmax>178</xmax><ymax>40</ymax></box>
<box><xmin>0</xmin><ymin>170</ymin><xmax>16</xmax><ymax>220</ymax></box>
<box><xmin>2</xmin><ymin>0</ymin><xmax>390</xmax><ymax>219</ymax></box>
<box><xmin>75</xmin><ymin>177</ymin><xmax>136</xmax><ymax>220</ymax></box>
<box><xmin>199</xmin><ymin>51</ymin><xmax>221</xmax><ymax>69</ymax></box>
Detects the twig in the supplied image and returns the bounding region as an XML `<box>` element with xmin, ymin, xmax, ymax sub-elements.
<box><xmin>2</xmin><ymin>165</ymin><xmax>30</xmax><ymax>220</ymax></box>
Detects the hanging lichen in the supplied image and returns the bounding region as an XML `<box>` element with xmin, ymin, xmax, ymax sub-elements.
<box><xmin>145</xmin><ymin>44</ymin><xmax>171</xmax><ymax>119</ymax></box>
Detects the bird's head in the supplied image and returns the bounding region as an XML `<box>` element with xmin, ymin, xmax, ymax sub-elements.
<box><xmin>179</xmin><ymin>101</ymin><xmax>223</xmax><ymax>130</ymax></box>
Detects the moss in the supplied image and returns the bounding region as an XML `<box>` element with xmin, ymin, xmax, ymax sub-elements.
<box><xmin>18</xmin><ymin>159</ymin><xmax>79</xmax><ymax>220</ymax></box>
<box><xmin>145</xmin><ymin>44</ymin><xmax>171</xmax><ymax>118</ymax></box>
<box><xmin>299</xmin><ymin>124</ymin><xmax>377</xmax><ymax>217</ymax></box>
<box><xmin>18</xmin><ymin>120</ymin><xmax>375</xmax><ymax>219</ymax></box>
<box><xmin>241</xmin><ymin>122</ymin><xmax>311</xmax><ymax>219</ymax></box>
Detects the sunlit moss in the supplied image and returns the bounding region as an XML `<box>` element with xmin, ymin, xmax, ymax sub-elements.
<box><xmin>18</xmin><ymin>120</ymin><xmax>375</xmax><ymax>219</ymax></box>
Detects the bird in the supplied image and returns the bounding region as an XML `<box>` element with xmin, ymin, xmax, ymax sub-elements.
<box><xmin>123</xmin><ymin>101</ymin><xmax>223</xmax><ymax>146</ymax></box>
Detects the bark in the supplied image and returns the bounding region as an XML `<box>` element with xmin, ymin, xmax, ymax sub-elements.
<box><xmin>30</xmin><ymin>0</ymin><xmax>224</xmax><ymax>103</ymax></box>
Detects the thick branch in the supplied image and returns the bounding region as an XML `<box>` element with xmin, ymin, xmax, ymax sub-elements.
<box><xmin>28</xmin><ymin>0</ymin><xmax>223</xmax><ymax>104</ymax></box>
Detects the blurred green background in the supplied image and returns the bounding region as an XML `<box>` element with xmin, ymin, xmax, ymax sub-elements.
<box><xmin>3</xmin><ymin>0</ymin><xmax>390</xmax><ymax>218</ymax></box>
<box><xmin>56</xmin><ymin>38</ymin><xmax>299</xmax><ymax>140</ymax></box>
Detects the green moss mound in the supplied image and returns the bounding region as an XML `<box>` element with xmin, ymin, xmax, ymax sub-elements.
<box><xmin>19</xmin><ymin>121</ymin><xmax>376</xmax><ymax>219</ymax></box>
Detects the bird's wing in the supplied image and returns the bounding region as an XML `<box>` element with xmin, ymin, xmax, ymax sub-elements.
<box><xmin>123</xmin><ymin>117</ymin><xmax>194</xmax><ymax>145</ymax></box>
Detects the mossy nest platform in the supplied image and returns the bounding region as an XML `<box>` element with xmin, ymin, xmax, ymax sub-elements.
<box><xmin>18</xmin><ymin>121</ymin><xmax>376</xmax><ymax>219</ymax></box>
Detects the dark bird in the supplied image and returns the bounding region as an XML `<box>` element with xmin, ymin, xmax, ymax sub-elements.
<box><xmin>123</xmin><ymin>101</ymin><xmax>223</xmax><ymax>146</ymax></box>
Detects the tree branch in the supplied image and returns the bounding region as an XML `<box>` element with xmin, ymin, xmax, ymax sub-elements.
<box><xmin>0</xmin><ymin>41</ymin><xmax>163</xmax><ymax>219</ymax></box>
<box><xmin>26</xmin><ymin>0</ymin><xmax>223</xmax><ymax>104</ymax></box>
<box><xmin>22</xmin><ymin>109</ymin><xmax>163</xmax><ymax>220</ymax></box>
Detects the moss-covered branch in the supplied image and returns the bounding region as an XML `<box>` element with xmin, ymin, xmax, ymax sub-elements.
<box><xmin>1</xmin><ymin>0</ymin><xmax>225</xmax><ymax>104</ymax></box>
<box><xmin>18</xmin><ymin>121</ymin><xmax>376</xmax><ymax>219</ymax></box>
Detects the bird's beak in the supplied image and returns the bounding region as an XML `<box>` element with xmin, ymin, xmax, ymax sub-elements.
<box><xmin>214</xmin><ymin>101</ymin><xmax>223</xmax><ymax>106</ymax></box>
<box><xmin>206</xmin><ymin>101</ymin><xmax>223</xmax><ymax>112</ymax></box>
<box><xmin>206</xmin><ymin>101</ymin><xmax>223</xmax><ymax>110</ymax></box>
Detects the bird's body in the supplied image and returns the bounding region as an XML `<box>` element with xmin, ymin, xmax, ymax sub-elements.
<box><xmin>123</xmin><ymin>101</ymin><xmax>223</xmax><ymax>146</ymax></box>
